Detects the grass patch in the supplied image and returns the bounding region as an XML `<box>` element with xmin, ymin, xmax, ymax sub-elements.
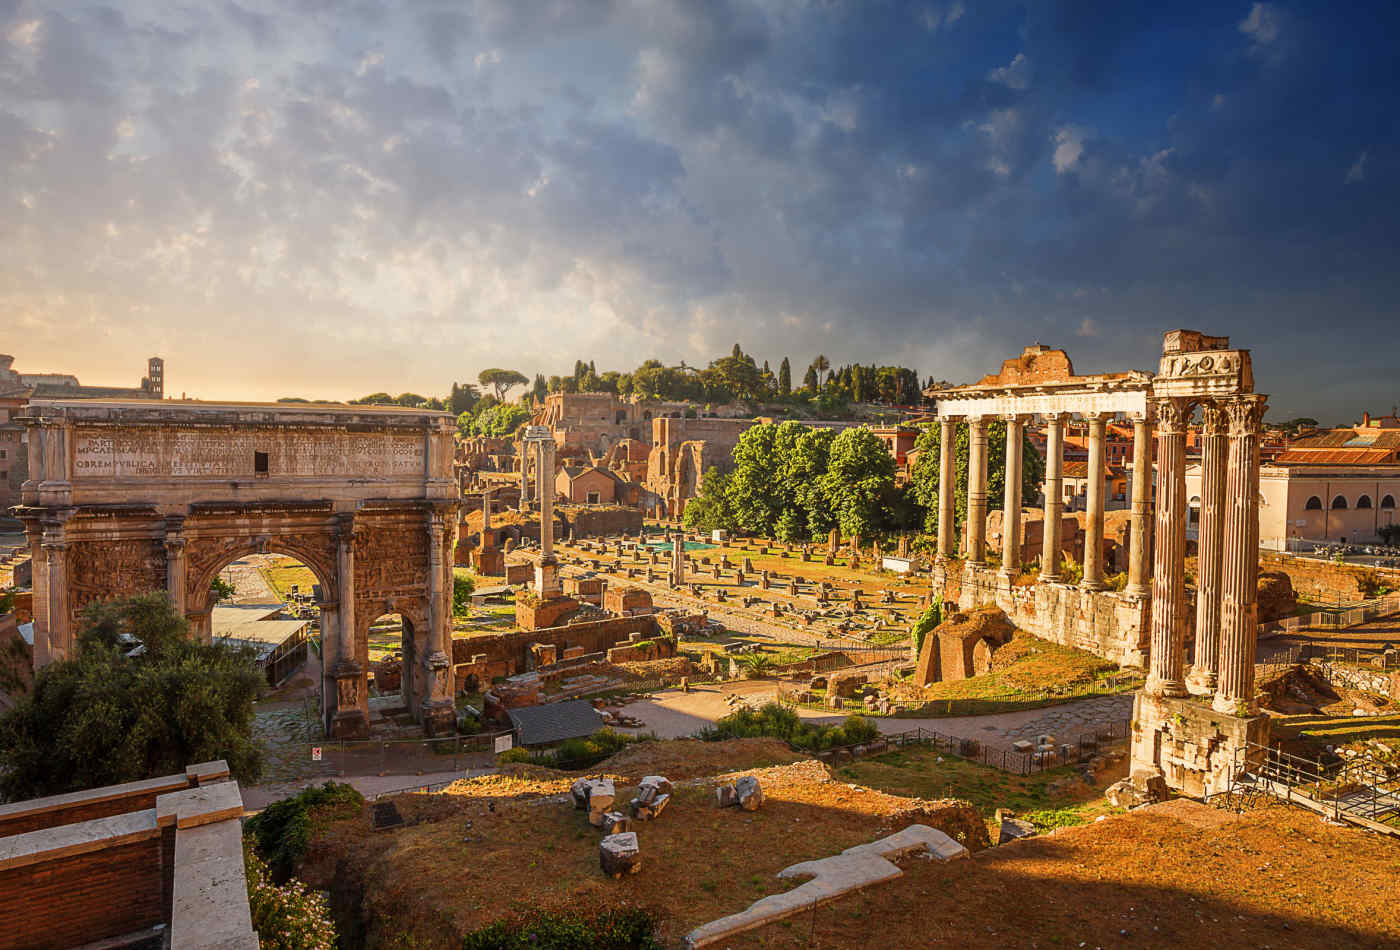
<box><xmin>696</xmin><ymin>701</ymin><xmax>880</xmax><ymax>752</ymax></box>
<box><xmin>892</xmin><ymin>632</ymin><xmax>1140</xmax><ymax>717</ymax></box>
<box><xmin>259</xmin><ymin>556</ymin><xmax>320</xmax><ymax>602</ymax></box>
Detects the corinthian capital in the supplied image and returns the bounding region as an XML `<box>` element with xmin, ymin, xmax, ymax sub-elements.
<box><xmin>1153</xmin><ymin>397</ymin><xmax>1192</xmax><ymax>435</ymax></box>
<box><xmin>1199</xmin><ymin>402</ymin><xmax>1226</xmax><ymax>437</ymax></box>
<box><xmin>1223</xmin><ymin>394</ymin><xmax>1268</xmax><ymax>436</ymax></box>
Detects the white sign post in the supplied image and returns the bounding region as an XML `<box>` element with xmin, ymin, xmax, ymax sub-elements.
<box><xmin>493</xmin><ymin>734</ymin><xmax>514</xmax><ymax>754</ymax></box>
<box><xmin>311</xmin><ymin>746</ymin><xmax>322</xmax><ymax>762</ymax></box>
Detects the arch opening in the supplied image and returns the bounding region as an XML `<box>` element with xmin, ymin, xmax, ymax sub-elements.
<box><xmin>1331</xmin><ymin>495</ymin><xmax>1349</xmax><ymax>510</ymax></box>
<box><xmin>1305</xmin><ymin>496</ymin><xmax>1323</xmax><ymax>510</ymax></box>
<box><xmin>204</xmin><ymin>552</ymin><xmax>323</xmax><ymax>691</ymax></box>
<box><xmin>1357</xmin><ymin>494</ymin><xmax>1373</xmax><ymax>509</ymax></box>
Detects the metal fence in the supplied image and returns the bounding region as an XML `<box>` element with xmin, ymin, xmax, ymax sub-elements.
<box><xmin>301</xmin><ymin>730</ymin><xmax>513</xmax><ymax>778</ymax></box>
<box><xmin>1258</xmin><ymin>591</ymin><xmax>1400</xmax><ymax>639</ymax></box>
<box><xmin>1257</xmin><ymin>641</ymin><xmax>1400</xmax><ymax>674</ymax></box>
<box><xmin>1215</xmin><ymin>741</ymin><xmax>1400</xmax><ymax>832</ymax></box>
<box><xmin>265</xmin><ymin>628</ymin><xmax>313</xmax><ymax>687</ymax></box>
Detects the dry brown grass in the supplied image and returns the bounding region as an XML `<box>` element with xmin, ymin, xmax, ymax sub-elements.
<box><xmin>301</xmin><ymin>742</ymin><xmax>982</xmax><ymax>947</ymax></box>
<box><xmin>724</xmin><ymin>800</ymin><xmax>1400</xmax><ymax>949</ymax></box>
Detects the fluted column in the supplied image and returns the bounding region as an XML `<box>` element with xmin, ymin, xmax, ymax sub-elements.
<box><xmin>538</xmin><ymin>439</ymin><xmax>555</xmax><ymax>559</ymax></box>
<box><xmin>965</xmin><ymin>417</ymin><xmax>988</xmax><ymax>565</ymax></box>
<box><xmin>1214</xmin><ymin>395</ymin><xmax>1268</xmax><ymax>715</ymax></box>
<box><xmin>1191</xmin><ymin>404</ymin><xmax>1228</xmax><ymax>690</ymax></box>
<box><xmin>519</xmin><ymin>445</ymin><xmax>530</xmax><ymax>512</ymax></box>
<box><xmin>421</xmin><ymin>509</ymin><xmax>454</xmax><ymax>733</ymax></box>
<box><xmin>1124</xmin><ymin>413</ymin><xmax>1154</xmax><ymax>597</ymax></box>
<box><xmin>936</xmin><ymin>416</ymin><xmax>957</xmax><ymax>561</ymax></box>
<box><xmin>1000</xmin><ymin>415</ymin><xmax>1025</xmax><ymax>579</ymax></box>
<box><xmin>1147</xmin><ymin>398</ymin><xmax>1190</xmax><ymax>697</ymax></box>
<box><xmin>1040</xmin><ymin>414</ymin><xmax>1066</xmax><ymax>582</ymax></box>
<box><xmin>1081</xmin><ymin>413</ymin><xmax>1107</xmax><ymax>590</ymax></box>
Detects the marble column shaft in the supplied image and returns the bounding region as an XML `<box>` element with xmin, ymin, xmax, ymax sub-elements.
<box><xmin>164</xmin><ymin>516</ymin><xmax>188</xmax><ymax>621</ymax></box>
<box><xmin>1082</xmin><ymin>413</ymin><xmax>1107</xmax><ymax>589</ymax></box>
<box><xmin>1193</xmin><ymin>405</ymin><xmax>1228</xmax><ymax>687</ymax></box>
<box><xmin>1214</xmin><ymin>395</ymin><xmax>1267</xmax><ymax>714</ymax></box>
<box><xmin>1147</xmin><ymin>398</ymin><xmax>1189</xmax><ymax>697</ymax></box>
<box><xmin>41</xmin><ymin>527</ymin><xmax>68</xmax><ymax>664</ymax></box>
<box><xmin>1125</xmin><ymin>415</ymin><xmax>1154</xmax><ymax>597</ymax></box>
<box><xmin>1001</xmin><ymin>416</ymin><xmax>1025</xmax><ymax>577</ymax></box>
<box><xmin>936</xmin><ymin>417</ymin><xmax>957</xmax><ymax>561</ymax></box>
<box><xmin>1041</xmin><ymin>414</ymin><xmax>1066</xmax><ymax>582</ymax></box>
<box><xmin>426</xmin><ymin>514</ymin><xmax>446</xmax><ymax>656</ymax></box>
<box><xmin>537</xmin><ymin>439</ymin><xmax>555</xmax><ymax>557</ymax></box>
<box><xmin>965</xmin><ymin>417</ymin><xmax>988</xmax><ymax>565</ymax></box>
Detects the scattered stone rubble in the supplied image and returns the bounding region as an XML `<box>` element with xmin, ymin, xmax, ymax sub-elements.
<box><xmin>629</xmin><ymin>775</ymin><xmax>673</xmax><ymax>821</ymax></box>
<box><xmin>715</xmin><ymin>775</ymin><xmax>764</xmax><ymax>811</ymax></box>
<box><xmin>599</xmin><ymin>831</ymin><xmax>642</xmax><ymax>878</ymax></box>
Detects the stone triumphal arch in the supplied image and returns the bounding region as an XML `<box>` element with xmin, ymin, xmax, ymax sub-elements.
<box><xmin>11</xmin><ymin>398</ymin><xmax>459</xmax><ymax>738</ymax></box>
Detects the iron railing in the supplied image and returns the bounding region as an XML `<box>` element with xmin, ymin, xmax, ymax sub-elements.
<box><xmin>1216</xmin><ymin>741</ymin><xmax>1400</xmax><ymax>831</ymax></box>
<box><xmin>302</xmin><ymin>730</ymin><xmax>513</xmax><ymax>778</ymax></box>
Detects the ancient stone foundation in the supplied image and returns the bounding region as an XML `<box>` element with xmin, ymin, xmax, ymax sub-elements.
<box><xmin>1129</xmin><ymin>692</ymin><xmax>1269</xmax><ymax>799</ymax></box>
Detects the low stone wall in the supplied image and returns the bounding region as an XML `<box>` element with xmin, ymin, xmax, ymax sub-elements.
<box><xmin>1310</xmin><ymin>660</ymin><xmax>1400</xmax><ymax>702</ymax></box>
<box><xmin>604</xmin><ymin>635</ymin><xmax>677</xmax><ymax>664</ymax></box>
<box><xmin>1261</xmin><ymin>552</ymin><xmax>1400</xmax><ymax>603</ymax></box>
<box><xmin>451</xmin><ymin>614</ymin><xmax>661</xmax><ymax>686</ymax></box>
<box><xmin>560</xmin><ymin>506</ymin><xmax>643</xmax><ymax>539</ymax></box>
<box><xmin>938</xmin><ymin>563</ymin><xmax>1149</xmax><ymax>667</ymax></box>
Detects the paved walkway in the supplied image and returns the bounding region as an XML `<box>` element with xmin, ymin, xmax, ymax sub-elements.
<box><xmin>243</xmin><ymin>767</ymin><xmax>495</xmax><ymax>811</ymax></box>
<box><xmin>616</xmin><ymin>683</ymin><xmax>1133</xmax><ymax>747</ymax></box>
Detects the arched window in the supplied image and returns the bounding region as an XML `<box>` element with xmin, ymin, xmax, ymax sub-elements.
<box><xmin>1305</xmin><ymin>496</ymin><xmax>1323</xmax><ymax>510</ymax></box>
<box><xmin>1357</xmin><ymin>494</ymin><xmax>1373</xmax><ymax>509</ymax></box>
<box><xmin>1383</xmin><ymin>494</ymin><xmax>1396</xmax><ymax>509</ymax></box>
<box><xmin>1332</xmin><ymin>495</ymin><xmax>1349</xmax><ymax>510</ymax></box>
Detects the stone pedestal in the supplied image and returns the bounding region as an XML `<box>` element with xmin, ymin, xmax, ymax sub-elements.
<box><xmin>329</xmin><ymin>658</ymin><xmax>370</xmax><ymax>739</ymax></box>
<box><xmin>1128</xmin><ymin>691</ymin><xmax>1269</xmax><ymax>800</ymax></box>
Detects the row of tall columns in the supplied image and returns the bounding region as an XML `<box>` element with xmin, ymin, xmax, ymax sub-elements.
<box><xmin>934</xmin><ymin>411</ymin><xmax>1153</xmax><ymax>593</ymax></box>
<box><xmin>1146</xmin><ymin>395</ymin><xmax>1267</xmax><ymax>714</ymax></box>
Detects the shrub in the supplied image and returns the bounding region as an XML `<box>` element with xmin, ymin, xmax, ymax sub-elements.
<box><xmin>910</xmin><ymin>596</ymin><xmax>942</xmax><ymax>658</ymax></box>
<box><xmin>244</xmin><ymin>841</ymin><xmax>337</xmax><ymax>950</ymax></box>
<box><xmin>697</xmin><ymin>701</ymin><xmax>877</xmax><ymax>751</ymax></box>
<box><xmin>244</xmin><ymin>782</ymin><xmax>363</xmax><ymax>880</ymax></box>
<box><xmin>461</xmin><ymin>908</ymin><xmax>662</xmax><ymax>950</ymax></box>
<box><xmin>498</xmin><ymin>728</ymin><xmax>644</xmax><ymax>770</ymax></box>
<box><xmin>453</xmin><ymin>573</ymin><xmax>476</xmax><ymax>616</ymax></box>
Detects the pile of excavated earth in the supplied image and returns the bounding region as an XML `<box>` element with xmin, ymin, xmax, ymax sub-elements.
<box><xmin>298</xmin><ymin>737</ymin><xmax>1400</xmax><ymax>949</ymax></box>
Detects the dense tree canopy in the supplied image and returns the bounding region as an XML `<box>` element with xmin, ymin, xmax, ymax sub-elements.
<box><xmin>478</xmin><ymin>368</ymin><xmax>529</xmax><ymax>402</ymax></box>
<box><xmin>0</xmin><ymin>593</ymin><xmax>264</xmax><ymax>800</ymax></box>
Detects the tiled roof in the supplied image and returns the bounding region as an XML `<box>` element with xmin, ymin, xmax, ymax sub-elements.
<box><xmin>1274</xmin><ymin>448</ymin><xmax>1399</xmax><ymax>465</ymax></box>
<box><xmin>507</xmin><ymin>699</ymin><xmax>605</xmax><ymax>747</ymax></box>
<box><xmin>1288</xmin><ymin>428</ymin><xmax>1400</xmax><ymax>450</ymax></box>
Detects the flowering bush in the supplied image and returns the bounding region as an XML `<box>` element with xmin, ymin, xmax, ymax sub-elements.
<box><xmin>244</xmin><ymin>842</ymin><xmax>337</xmax><ymax>950</ymax></box>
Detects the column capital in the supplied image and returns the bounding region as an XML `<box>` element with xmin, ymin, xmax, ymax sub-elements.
<box><xmin>1223</xmin><ymin>394</ymin><xmax>1268</xmax><ymax>435</ymax></box>
<box><xmin>335</xmin><ymin>510</ymin><xmax>358</xmax><ymax>538</ymax></box>
<box><xmin>41</xmin><ymin>537</ymin><xmax>68</xmax><ymax>554</ymax></box>
<box><xmin>1003</xmin><ymin>412</ymin><xmax>1030</xmax><ymax>424</ymax></box>
<box><xmin>1199</xmin><ymin>402</ymin><xmax>1226</xmax><ymax>436</ymax></box>
<box><xmin>1081</xmin><ymin>410</ymin><xmax>1110</xmax><ymax>424</ymax></box>
<box><xmin>1040</xmin><ymin>411</ymin><xmax>1069</xmax><ymax>426</ymax></box>
<box><xmin>1152</xmin><ymin>397</ymin><xmax>1193</xmax><ymax>435</ymax></box>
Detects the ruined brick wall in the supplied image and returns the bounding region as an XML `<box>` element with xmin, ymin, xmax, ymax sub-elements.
<box><xmin>1260</xmin><ymin>552</ymin><xmax>1400</xmax><ymax>603</ymax></box>
<box><xmin>451</xmin><ymin>614</ymin><xmax>660</xmax><ymax>678</ymax></box>
<box><xmin>560</xmin><ymin>505</ymin><xmax>643</xmax><ymax>538</ymax></box>
<box><xmin>0</xmin><ymin>836</ymin><xmax>164</xmax><ymax>950</ymax></box>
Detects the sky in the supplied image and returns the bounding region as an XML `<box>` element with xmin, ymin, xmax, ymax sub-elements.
<box><xmin>1</xmin><ymin>1</ymin><xmax>1396</xmax><ymax>423</ymax></box>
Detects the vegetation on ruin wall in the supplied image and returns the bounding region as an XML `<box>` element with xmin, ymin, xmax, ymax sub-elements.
<box><xmin>0</xmin><ymin>593</ymin><xmax>264</xmax><ymax>800</ymax></box>
<box><xmin>697</xmin><ymin>701</ymin><xmax>881</xmax><ymax>752</ymax></box>
<box><xmin>245</xmin><ymin>781</ymin><xmax>365</xmax><ymax>880</ymax></box>
<box><xmin>909</xmin><ymin>417</ymin><xmax>1044</xmax><ymax>535</ymax></box>
<box><xmin>462</xmin><ymin>909</ymin><xmax>663</xmax><ymax>950</ymax></box>
<box><xmin>244</xmin><ymin>842</ymin><xmax>337</xmax><ymax>950</ymax></box>
<box><xmin>684</xmin><ymin>421</ymin><xmax>919</xmax><ymax>540</ymax></box>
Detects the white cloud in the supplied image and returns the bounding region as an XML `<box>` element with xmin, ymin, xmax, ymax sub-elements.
<box><xmin>1075</xmin><ymin>317</ymin><xmax>1098</xmax><ymax>337</ymax></box>
<box><xmin>1239</xmin><ymin>3</ymin><xmax>1281</xmax><ymax>46</ymax></box>
<box><xmin>1345</xmin><ymin>150</ymin><xmax>1368</xmax><ymax>184</ymax></box>
<box><xmin>474</xmin><ymin>49</ymin><xmax>503</xmax><ymax>71</ymax></box>
<box><xmin>1052</xmin><ymin>126</ymin><xmax>1086</xmax><ymax>174</ymax></box>
<box><xmin>988</xmin><ymin>53</ymin><xmax>1031</xmax><ymax>91</ymax></box>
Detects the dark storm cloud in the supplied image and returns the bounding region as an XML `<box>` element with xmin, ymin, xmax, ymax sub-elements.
<box><xmin>0</xmin><ymin>0</ymin><xmax>1395</xmax><ymax>419</ymax></box>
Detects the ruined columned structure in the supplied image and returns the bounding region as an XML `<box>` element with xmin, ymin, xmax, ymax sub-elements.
<box><xmin>929</xmin><ymin>333</ymin><xmax>1269</xmax><ymax>800</ymax></box>
<box><xmin>13</xmin><ymin>398</ymin><xmax>460</xmax><ymax>739</ymax></box>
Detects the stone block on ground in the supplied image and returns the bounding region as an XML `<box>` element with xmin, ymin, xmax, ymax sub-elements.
<box><xmin>599</xmin><ymin>831</ymin><xmax>642</xmax><ymax>878</ymax></box>
<box><xmin>998</xmin><ymin>817</ymin><xmax>1038</xmax><ymax>845</ymax></box>
<box><xmin>586</xmin><ymin>778</ymin><xmax>616</xmax><ymax>826</ymax></box>
<box><xmin>716</xmin><ymin>784</ymin><xmax>739</xmax><ymax>808</ymax></box>
<box><xmin>600</xmin><ymin>811</ymin><xmax>632</xmax><ymax>835</ymax></box>
<box><xmin>570</xmin><ymin>777</ymin><xmax>591</xmax><ymax>810</ymax></box>
<box><xmin>639</xmin><ymin>775</ymin><xmax>673</xmax><ymax>797</ymax></box>
<box><xmin>1105</xmin><ymin>774</ymin><xmax>1167</xmax><ymax>809</ymax></box>
<box><xmin>736</xmin><ymin>775</ymin><xmax>763</xmax><ymax>811</ymax></box>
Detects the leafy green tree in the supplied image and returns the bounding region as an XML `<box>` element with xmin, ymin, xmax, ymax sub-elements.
<box><xmin>778</xmin><ymin>357</ymin><xmax>792</xmax><ymax>396</ymax></box>
<box><xmin>478</xmin><ymin>368</ymin><xmax>529</xmax><ymax>402</ymax></box>
<box><xmin>820</xmin><ymin>427</ymin><xmax>896</xmax><ymax>539</ymax></box>
<box><xmin>531</xmin><ymin>374</ymin><xmax>548</xmax><ymax>404</ymax></box>
<box><xmin>449</xmin><ymin>382</ymin><xmax>481</xmax><ymax>415</ymax></box>
<box><xmin>812</xmin><ymin>354</ymin><xmax>830</xmax><ymax>388</ymax></box>
<box><xmin>682</xmin><ymin>468</ymin><xmax>734</xmax><ymax>532</ymax></box>
<box><xmin>802</xmin><ymin>364</ymin><xmax>819</xmax><ymax>392</ymax></box>
<box><xmin>909</xmin><ymin>420</ymin><xmax>1044</xmax><ymax>535</ymax></box>
<box><xmin>472</xmin><ymin>403</ymin><xmax>531</xmax><ymax>437</ymax></box>
<box><xmin>787</xmin><ymin>426</ymin><xmax>836</xmax><ymax>539</ymax></box>
<box><xmin>452</xmin><ymin>573</ymin><xmax>475</xmax><ymax>617</ymax></box>
<box><xmin>210</xmin><ymin>576</ymin><xmax>236</xmax><ymax>603</ymax></box>
<box><xmin>725</xmin><ymin>423</ymin><xmax>785</xmax><ymax>535</ymax></box>
<box><xmin>0</xmin><ymin>593</ymin><xmax>264</xmax><ymax>799</ymax></box>
<box><xmin>350</xmin><ymin>392</ymin><xmax>395</xmax><ymax>406</ymax></box>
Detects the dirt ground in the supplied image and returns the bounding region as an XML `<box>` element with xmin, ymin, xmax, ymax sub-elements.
<box><xmin>302</xmin><ymin>741</ymin><xmax>984</xmax><ymax>947</ymax></box>
<box><xmin>724</xmin><ymin>800</ymin><xmax>1400</xmax><ymax>950</ymax></box>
